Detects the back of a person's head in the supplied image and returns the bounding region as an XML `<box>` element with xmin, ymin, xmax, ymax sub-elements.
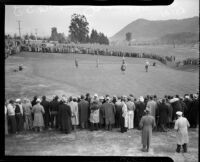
<box><xmin>42</xmin><ymin>96</ymin><xmax>46</xmax><ymax>100</ymax></box>
<box><xmin>69</xmin><ymin>96</ymin><xmax>72</xmax><ymax>102</ymax></box>
<box><xmin>149</xmin><ymin>96</ymin><xmax>153</xmax><ymax>100</ymax></box>
<box><xmin>162</xmin><ymin>99</ymin><xmax>166</xmax><ymax>104</ymax></box>
<box><xmin>175</xmin><ymin>95</ymin><xmax>179</xmax><ymax>98</ymax></box>
<box><xmin>80</xmin><ymin>95</ymin><xmax>85</xmax><ymax>100</ymax></box>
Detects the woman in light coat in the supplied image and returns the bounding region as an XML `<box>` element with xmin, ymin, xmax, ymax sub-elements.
<box><xmin>68</xmin><ymin>97</ymin><xmax>79</xmax><ymax>131</ymax></box>
<box><xmin>120</xmin><ymin>97</ymin><xmax>128</xmax><ymax>133</ymax></box>
<box><xmin>32</xmin><ymin>98</ymin><xmax>45</xmax><ymax>132</ymax></box>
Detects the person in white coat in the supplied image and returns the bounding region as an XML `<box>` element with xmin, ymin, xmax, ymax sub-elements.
<box><xmin>174</xmin><ymin>111</ymin><xmax>190</xmax><ymax>153</ymax></box>
<box><xmin>121</xmin><ymin>96</ymin><xmax>128</xmax><ymax>133</ymax></box>
<box><xmin>68</xmin><ymin>96</ymin><xmax>79</xmax><ymax>131</ymax></box>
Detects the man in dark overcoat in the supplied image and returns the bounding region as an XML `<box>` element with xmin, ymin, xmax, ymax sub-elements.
<box><xmin>102</xmin><ymin>97</ymin><xmax>116</xmax><ymax>130</ymax></box>
<box><xmin>188</xmin><ymin>94</ymin><xmax>199</xmax><ymax>128</ymax></box>
<box><xmin>59</xmin><ymin>97</ymin><xmax>72</xmax><ymax>134</ymax></box>
<box><xmin>157</xmin><ymin>99</ymin><xmax>169</xmax><ymax>132</ymax></box>
<box><xmin>139</xmin><ymin>108</ymin><xmax>156</xmax><ymax>152</ymax></box>
<box><xmin>135</xmin><ymin>97</ymin><xmax>145</xmax><ymax>129</ymax></box>
<box><xmin>78</xmin><ymin>95</ymin><xmax>89</xmax><ymax>129</ymax></box>
<box><xmin>41</xmin><ymin>96</ymin><xmax>51</xmax><ymax>130</ymax></box>
<box><xmin>50</xmin><ymin>96</ymin><xmax>59</xmax><ymax>129</ymax></box>
<box><xmin>115</xmin><ymin>96</ymin><xmax>123</xmax><ymax>128</ymax></box>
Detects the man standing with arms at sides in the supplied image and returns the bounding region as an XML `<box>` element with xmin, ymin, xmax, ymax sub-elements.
<box><xmin>145</xmin><ymin>60</ymin><xmax>150</xmax><ymax>72</ymax></box>
<box><xmin>146</xmin><ymin>96</ymin><xmax>157</xmax><ymax>128</ymax></box>
<box><xmin>135</xmin><ymin>96</ymin><xmax>146</xmax><ymax>129</ymax></box>
<box><xmin>174</xmin><ymin>111</ymin><xmax>190</xmax><ymax>153</ymax></box>
<box><xmin>139</xmin><ymin>108</ymin><xmax>156</xmax><ymax>152</ymax></box>
<box><xmin>78</xmin><ymin>95</ymin><xmax>89</xmax><ymax>129</ymax></box>
<box><xmin>126</xmin><ymin>96</ymin><xmax>135</xmax><ymax>130</ymax></box>
<box><xmin>15</xmin><ymin>99</ymin><xmax>24</xmax><ymax>133</ymax></box>
<box><xmin>115</xmin><ymin>96</ymin><xmax>123</xmax><ymax>128</ymax></box>
<box><xmin>22</xmin><ymin>98</ymin><xmax>33</xmax><ymax>132</ymax></box>
<box><xmin>75</xmin><ymin>57</ymin><xmax>78</xmax><ymax>68</ymax></box>
<box><xmin>59</xmin><ymin>96</ymin><xmax>72</xmax><ymax>134</ymax></box>
<box><xmin>7</xmin><ymin>100</ymin><xmax>17</xmax><ymax>134</ymax></box>
<box><xmin>50</xmin><ymin>96</ymin><xmax>59</xmax><ymax>129</ymax></box>
<box><xmin>102</xmin><ymin>96</ymin><xmax>116</xmax><ymax>131</ymax></box>
<box><xmin>41</xmin><ymin>96</ymin><xmax>50</xmax><ymax>130</ymax></box>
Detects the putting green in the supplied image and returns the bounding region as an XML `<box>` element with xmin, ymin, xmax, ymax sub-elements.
<box><xmin>5</xmin><ymin>52</ymin><xmax>199</xmax><ymax>99</ymax></box>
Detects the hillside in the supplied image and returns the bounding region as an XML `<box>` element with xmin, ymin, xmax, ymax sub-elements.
<box><xmin>110</xmin><ymin>16</ymin><xmax>199</xmax><ymax>44</ymax></box>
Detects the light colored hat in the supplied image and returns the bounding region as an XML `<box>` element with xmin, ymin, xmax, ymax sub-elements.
<box><xmin>106</xmin><ymin>96</ymin><xmax>110</xmax><ymax>100</ymax></box>
<box><xmin>94</xmin><ymin>93</ymin><xmax>98</xmax><ymax>97</ymax></box>
<box><xmin>139</xmin><ymin>96</ymin><xmax>144</xmax><ymax>102</ymax></box>
<box><xmin>176</xmin><ymin>111</ymin><xmax>183</xmax><ymax>116</ymax></box>
<box><xmin>169</xmin><ymin>97</ymin><xmax>179</xmax><ymax>103</ymax></box>
<box><xmin>36</xmin><ymin>98</ymin><xmax>41</xmax><ymax>102</ymax></box>
<box><xmin>99</xmin><ymin>96</ymin><xmax>104</xmax><ymax>100</ymax></box>
<box><xmin>16</xmin><ymin>98</ymin><xmax>21</xmax><ymax>102</ymax></box>
<box><xmin>185</xmin><ymin>95</ymin><xmax>190</xmax><ymax>99</ymax></box>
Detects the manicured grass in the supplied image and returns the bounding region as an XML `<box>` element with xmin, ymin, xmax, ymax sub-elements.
<box><xmin>5</xmin><ymin>51</ymin><xmax>199</xmax><ymax>99</ymax></box>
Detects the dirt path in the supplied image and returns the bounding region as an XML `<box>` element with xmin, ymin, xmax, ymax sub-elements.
<box><xmin>5</xmin><ymin>128</ymin><xmax>198</xmax><ymax>162</ymax></box>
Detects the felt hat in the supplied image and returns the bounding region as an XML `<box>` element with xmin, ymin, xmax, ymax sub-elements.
<box><xmin>16</xmin><ymin>98</ymin><xmax>21</xmax><ymax>102</ymax></box>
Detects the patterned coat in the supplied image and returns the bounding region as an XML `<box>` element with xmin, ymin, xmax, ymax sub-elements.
<box><xmin>89</xmin><ymin>100</ymin><xmax>100</xmax><ymax>123</ymax></box>
<box><xmin>68</xmin><ymin>101</ymin><xmax>79</xmax><ymax>125</ymax></box>
<box><xmin>32</xmin><ymin>104</ymin><xmax>45</xmax><ymax>127</ymax></box>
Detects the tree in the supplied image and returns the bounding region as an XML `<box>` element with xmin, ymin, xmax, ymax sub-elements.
<box><xmin>90</xmin><ymin>29</ymin><xmax>98</xmax><ymax>43</ymax></box>
<box><xmin>29</xmin><ymin>33</ymin><xmax>36</xmax><ymax>40</ymax></box>
<box><xmin>90</xmin><ymin>29</ymin><xmax>109</xmax><ymax>45</ymax></box>
<box><xmin>126</xmin><ymin>32</ymin><xmax>132</xmax><ymax>46</ymax></box>
<box><xmin>69</xmin><ymin>13</ymin><xmax>89</xmax><ymax>43</ymax></box>
<box><xmin>57</xmin><ymin>33</ymin><xmax>66</xmax><ymax>43</ymax></box>
<box><xmin>50</xmin><ymin>27</ymin><xmax>58</xmax><ymax>41</ymax></box>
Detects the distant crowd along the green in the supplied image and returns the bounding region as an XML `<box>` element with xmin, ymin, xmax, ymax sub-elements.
<box><xmin>5</xmin><ymin>38</ymin><xmax>199</xmax><ymax>66</ymax></box>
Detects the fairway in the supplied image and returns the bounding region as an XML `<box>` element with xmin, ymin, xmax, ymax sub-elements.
<box><xmin>5</xmin><ymin>52</ymin><xmax>199</xmax><ymax>99</ymax></box>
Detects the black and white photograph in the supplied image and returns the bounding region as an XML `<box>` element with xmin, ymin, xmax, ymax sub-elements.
<box><xmin>4</xmin><ymin>1</ymin><xmax>199</xmax><ymax>161</ymax></box>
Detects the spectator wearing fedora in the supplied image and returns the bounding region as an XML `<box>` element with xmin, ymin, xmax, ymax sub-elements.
<box><xmin>139</xmin><ymin>108</ymin><xmax>156</xmax><ymax>152</ymax></box>
<box><xmin>15</xmin><ymin>98</ymin><xmax>24</xmax><ymax>133</ymax></box>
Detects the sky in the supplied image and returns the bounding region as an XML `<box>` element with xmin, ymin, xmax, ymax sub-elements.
<box><xmin>5</xmin><ymin>0</ymin><xmax>199</xmax><ymax>38</ymax></box>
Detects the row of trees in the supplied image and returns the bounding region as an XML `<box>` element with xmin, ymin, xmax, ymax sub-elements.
<box><xmin>6</xmin><ymin>13</ymin><xmax>109</xmax><ymax>45</ymax></box>
<box><xmin>69</xmin><ymin>14</ymin><xmax>109</xmax><ymax>45</ymax></box>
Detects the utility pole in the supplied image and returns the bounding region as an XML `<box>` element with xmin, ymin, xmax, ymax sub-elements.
<box><xmin>35</xmin><ymin>28</ymin><xmax>38</xmax><ymax>41</ymax></box>
<box><xmin>17</xmin><ymin>20</ymin><xmax>22</xmax><ymax>39</ymax></box>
